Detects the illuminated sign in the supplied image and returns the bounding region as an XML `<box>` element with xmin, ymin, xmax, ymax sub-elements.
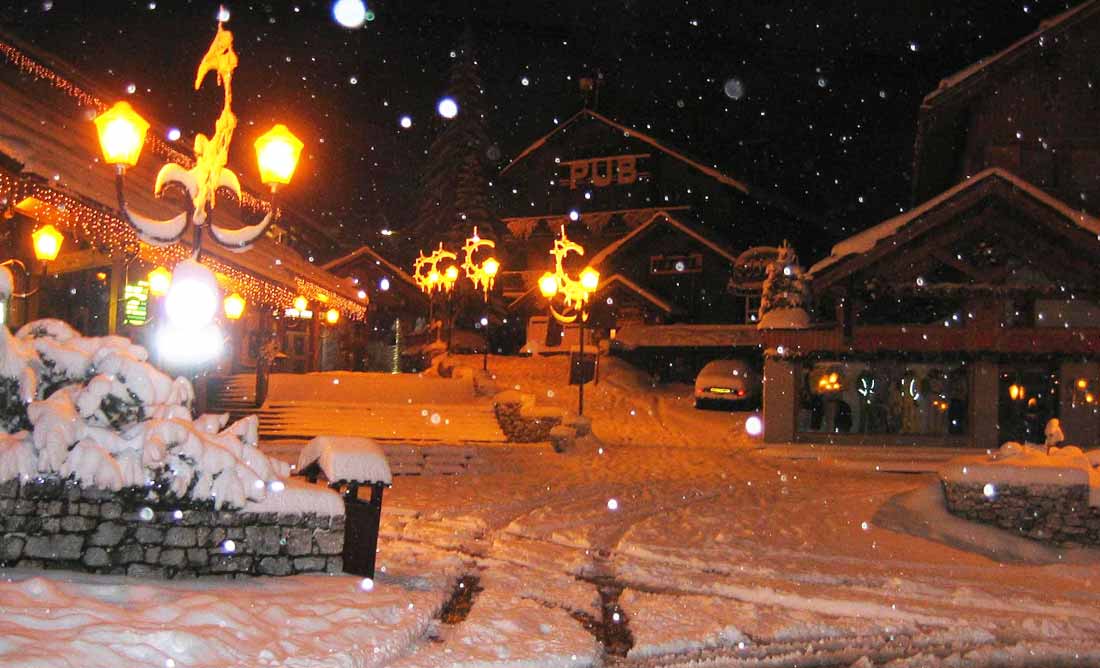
<box><xmin>123</xmin><ymin>280</ymin><xmax>150</xmax><ymax>326</ymax></box>
<box><xmin>559</xmin><ymin>153</ymin><xmax>649</xmax><ymax>189</ymax></box>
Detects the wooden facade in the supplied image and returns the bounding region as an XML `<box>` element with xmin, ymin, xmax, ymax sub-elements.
<box><xmin>764</xmin><ymin>169</ymin><xmax>1100</xmax><ymax>449</ymax></box>
<box><xmin>914</xmin><ymin>1</ymin><xmax>1100</xmax><ymax>208</ymax></box>
<box><xmin>0</xmin><ymin>32</ymin><xmax>365</xmax><ymax>375</ymax></box>
<box><xmin>498</xmin><ymin>109</ymin><xmax>813</xmax><ymax>355</ymax></box>
<box><xmin>323</xmin><ymin>245</ymin><xmax>429</xmax><ymax>371</ymax></box>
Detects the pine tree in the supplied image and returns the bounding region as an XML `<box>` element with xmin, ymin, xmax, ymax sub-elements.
<box><xmin>410</xmin><ymin>26</ymin><xmax>501</xmax><ymax>250</ymax></box>
<box><xmin>757</xmin><ymin>241</ymin><xmax>810</xmax><ymax>329</ymax></box>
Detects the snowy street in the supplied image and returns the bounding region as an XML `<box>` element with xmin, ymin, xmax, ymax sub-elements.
<box><xmin>5</xmin><ymin>356</ymin><xmax>1099</xmax><ymax>667</ymax></box>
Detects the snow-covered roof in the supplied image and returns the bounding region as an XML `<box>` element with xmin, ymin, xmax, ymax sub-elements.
<box><xmin>809</xmin><ymin>168</ymin><xmax>1100</xmax><ymax>277</ymax></box>
<box><xmin>588</xmin><ymin>210</ymin><xmax>740</xmax><ymax>268</ymax></box>
<box><xmin>599</xmin><ymin>274</ymin><xmax>674</xmax><ymax>313</ymax></box>
<box><xmin>923</xmin><ymin>1</ymin><xmax>1098</xmax><ymax>106</ymax></box>
<box><xmin>322</xmin><ymin>243</ymin><xmax>420</xmax><ymax>292</ymax></box>
<box><xmin>500</xmin><ymin>109</ymin><xmax>750</xmax><ymax>194</ymax></box>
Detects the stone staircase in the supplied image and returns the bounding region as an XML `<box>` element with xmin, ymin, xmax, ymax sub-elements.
<box><xmin>206</xmin><ymin>374</ymin><xmax>258</xmax><ymax>423</ymax></box>
<box><xmin>206</xmin><ymin>373</ymin><xmax>507</xmax><ymax>444</ymax></box>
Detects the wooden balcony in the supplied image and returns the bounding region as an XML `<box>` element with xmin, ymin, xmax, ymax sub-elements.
<box><xmin>762</xmin><ymin>324</ymin><xmax>1100</xmax><ymax>356</ymax></box>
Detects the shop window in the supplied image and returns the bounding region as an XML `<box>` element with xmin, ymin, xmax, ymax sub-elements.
<box><xmin>798</xmin><ymin>361</ymin><xmax>969</xmax><ymax>436</ymax></box>
<box><xmin>998</xmin><ymin>366</ymin><xmax>1058</xmax><ymax>445</ymax></box>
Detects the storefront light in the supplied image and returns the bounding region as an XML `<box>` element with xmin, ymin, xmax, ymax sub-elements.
<box><xmin>223</xmin><ymin>292</ymin><xmax>246</xmax><ymax>320</ymax></box>
<box><xmin>32</xmin><ymin>224</ymin><xmax>64</xmax><ymax>262</ymax></box>
<box><xmin>147</xmin><ymin>266</ymin><xmax>172</xmax><ymax>296</ymax></box>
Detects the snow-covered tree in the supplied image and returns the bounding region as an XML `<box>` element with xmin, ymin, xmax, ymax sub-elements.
<box><xmin>409</xmin><ymin>26</ymin><xmax>502</xmax><ymax>248</ymax></box>
<box><xmin>0</xmin><ymin>319</ymin><xmax>290</xmax><ymax>509</ymax></box>
<box><xmin>757</xmin><ymin>241</ymin><xmax>811</xmax><ymax>329</ymax></box>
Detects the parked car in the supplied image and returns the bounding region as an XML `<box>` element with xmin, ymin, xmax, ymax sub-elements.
<box><xmin>694</xmin><ymin>359</ymin><xmax>761</xmax><ymax>409</ymax></box>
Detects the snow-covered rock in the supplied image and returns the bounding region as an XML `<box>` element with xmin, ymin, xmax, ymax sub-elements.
<box><xmin>0</xmin><ymin>319</ymin><xmax>291</xmax><ymax>509</ymax></box>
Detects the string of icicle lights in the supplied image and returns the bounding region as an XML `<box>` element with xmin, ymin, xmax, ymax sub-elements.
<box><xmin>0</xmin><ymin>173</ymin><xmax>365</xmax><ymax>319</ymax></box>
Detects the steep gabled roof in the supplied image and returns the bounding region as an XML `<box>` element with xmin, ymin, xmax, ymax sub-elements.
<box><xmin>810</xmin><ymin>167</ymin><xmax>1100</xmax><ymax>287</ymax></box>
<box><xmin>600</xmin><ymin>274</ymin><xmax>674</xmax><ymax>313</ymax></box>
<box><xmin>323</xmin><ymin>243</ymin><xmax>419</xmax><ymax>291</ymax></box>
<box><xmin>922</xmin><ymin>1</ymin><xmax>1098</xmax><ymax>107</ymax></box>
<box><xmin>588</xmin><ymin>210</ymin><xmax>740</xmax><ymax>268</ymax></box>
<box><xmin>500</xmin><ymin>109</ymin><xmax>749</xmax><ymax>194</ymax></box>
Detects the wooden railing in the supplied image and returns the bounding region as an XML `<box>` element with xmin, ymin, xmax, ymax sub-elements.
<box><xmin>762</xmin><ymin>324</ymin><xmax>1100</xmax><ymax>355</ymax></box>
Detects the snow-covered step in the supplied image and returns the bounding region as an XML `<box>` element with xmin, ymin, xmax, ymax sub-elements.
<box><xmin>254</xmin><ymin>401</ymin><xmax>507</xmax><ymax>443</ymax></box>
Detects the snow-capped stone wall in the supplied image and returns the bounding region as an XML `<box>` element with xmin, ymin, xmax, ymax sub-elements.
<box><xmin>0</xmin><ymin>476</ymin><xmax>345</xmax><ymax>577</ymax></box>
<box><xmin>940</xmin><ymin>443</ymin><xmax>1100</xmax><ymax>545</ymax></box>
<box><xmin>492</xmin><ymin>391</ymin><xmax>565</xmax><ymax>442</ymax></box>
<box><xmin>941</xmin><ymin>480</ymin><xmax>1100</xmax><ymax>546</ymax></box>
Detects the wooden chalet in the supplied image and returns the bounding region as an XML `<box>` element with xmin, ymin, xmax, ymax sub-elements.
<box><xmin>322</xmin><ymin>245</ymin><xmax>428</xmax><ymax>371</ymax></box>
<box><xmin>763</xmin><ymin>169</ymin><xmax>1100</xmax><ymax>449</ymax></box>
<box><xmin>914</xmin><ymin>0</ymin><xmax>1100</xmax><ymax>210</ymax></box>
<box><xmin>760</xmin><ymin>2</ymin><xmax>1100</xmax><ymax>449</ymax></box>
<box><xmin>0</xmin><ymin>32</ymin><xmax>366</xmax><ymax>374</ymax></box>
<box><xmin>497</xmin><ymin>108</ymin><xmax>813</xmax><ymax>375</ymax></box>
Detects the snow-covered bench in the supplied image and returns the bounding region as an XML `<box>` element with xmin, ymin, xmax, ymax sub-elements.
<box><xmin>297</xmin><ymin>436</ymin><xmax>392</xmax><ymax>578</ymax></box>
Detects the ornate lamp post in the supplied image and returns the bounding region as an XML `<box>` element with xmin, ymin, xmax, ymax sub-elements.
<box><xmin>94</xmin><ymin>23</ymin><xmax>302</xmax><ymax>257</ymax></box>
<box><xmin>538</xmin><ymin>226</ymin><xmax>599</xmax><ymax>415</ymax></box>
<box><xmin>0</xmin><ymin>224</ymin><xmax>66</xmax><ymax>321</ymax></box>
<box><xmin>460</xmin><ymin>227</ymin><xmax>500</xmax><ymax>371</ymax></box>
<box><xmin>92</xmin><ymin>20</ymin><xmax>304</xmax><ymax>369</ymax></box>
<box><xmin>413</xmin><ymin>243</ymin><xmax>458</xmax><ymax>344</ymax></box>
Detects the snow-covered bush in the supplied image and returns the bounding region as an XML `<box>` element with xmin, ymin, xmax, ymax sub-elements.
<box><xmin>757</xmin><ymin>241</ymin><xmax>811</xmax><ymax>329</ymax></box>
<box><xmin>0</xmin><ymin>319</ymin><xmax>290</xmax><ymax>509</ymax></box>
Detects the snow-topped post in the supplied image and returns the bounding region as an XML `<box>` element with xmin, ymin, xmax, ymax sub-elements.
<box><xmin>297</xmin><ymin>436</ymin><xmax>392</xmax><ymax>578</ymax></box>
<box><xmin>757</xmin><ymin>241</ymin><xmax>811</xmax><ymax>330</ymax></box>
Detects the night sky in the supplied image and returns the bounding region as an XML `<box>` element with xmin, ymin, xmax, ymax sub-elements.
<box><xmin>0</xmin><ymin>0</ymin><xmax>1076</xmax><ymax>260</ymax></box>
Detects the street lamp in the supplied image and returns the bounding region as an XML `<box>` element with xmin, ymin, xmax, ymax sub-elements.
<box><xmin>460</xmin><ymin>227</ymin><xmax>501</xmax><ymax>370</ymax></box>
<box><xmin>94</xmin><ymin>21</ymin><xmax>306</xmax><ymax>372</ymax></box>
<box><xmin>0</xmin><ymin>224</ymin><xmax>67</xmax><ymax>305</ymax></box>
<box><xmin>147</xmin><ymin>266</ymin><xmax>172</xmax><ymax>297</ymax></box>
<box><xmin>223</xmin><ymin>292</ymin><xmax>246</xmax><ymax>320</ymax></box>
<box><xmin>539</xmin><ymin>226</ymin><xmax>599</xmax><ymax>415</ymax></box>
<box><xmin>31</xmin><ymin>225</ymin><xmax>64</xmax><ymax>263</ymax></box>
<box><xmin>94</xmin><ymin>22</ymin><xmax>303</xmax><ymax>258</ymax></box>
<box><xmin>413</xmin><ymin>243</ymin><xmax>458</xmax><ymax>343</ymax></box>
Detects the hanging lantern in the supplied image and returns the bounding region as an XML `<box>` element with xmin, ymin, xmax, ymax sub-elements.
<box><xmin>223</xmin><ymin>292</ymin><xmax>246</xmax><ymax>320</ymax></box>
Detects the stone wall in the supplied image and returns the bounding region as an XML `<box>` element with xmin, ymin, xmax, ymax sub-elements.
<box><xmin>0</xmin><ymin>477</ymin><xmax>344</xmax><ymax>577</ymax></box>
<box><xmin>941</xmin><ymin>480</ymin><xmax>1100</xmax><ymax>546</ymax></box>
<box><xmin>493</xmin><ymin>391</ymin><xmax>564</xmax><ymax>442</ymax></box>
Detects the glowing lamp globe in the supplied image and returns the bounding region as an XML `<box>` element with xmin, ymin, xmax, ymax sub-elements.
<box><xmin>31</xmin><ymin>224</ymin><xmax>64</xmax><ymax>262</ymax></box>
<box><xmin>483</xmin><ymin>257</ymin><xmax>500</xmax><ymax>278</ymax></box>
<box><xmin>428</xmin><ymin>269</ymin><xmax>441</xmax><ymax>287</ymax></box>
<box><xmin>223</xmin><ymin>292</ymin><xmax>246</xmax><ymax>320</ymax></box>
<box><xmin>164</xmin><ymin>259</ymin><xmax>219</xmax><ymax>329</ymax></box>
<box><xmin>147</xmin><ymin>266</ymin><xmax>172</xmax><ymax>296</ymax></box>
<box><xmin>293</xmin><ymin>295</ymin><xmax>309</xmax><ymax>312</ymax></box>
<box><xmin>445</xmin><ymin>265</ymin><xmax>459</xmax><ymax>282</ymax></box>
<box><xmin>539</xmin><ymin>272</ymin><xmax>558</xmax><ymax>298</ymax></box>
<box><xmin>254</xmin><ymin>124</ymin><xmax>304</xmax><ymax>186</ymax></box>
<box><xmin>94</xmin><ymin>101</ymin><xmax>149</xmax><ymax>167</ymax></box>
<box><xmin>325</xmin><ymin>308</ymin><xmax>340</xmax><ymax>325</ymax></box>
<box><xmin>580</xmin><ymin>267</ymin><xmax>599</xmax><ymax>292</ymax></box>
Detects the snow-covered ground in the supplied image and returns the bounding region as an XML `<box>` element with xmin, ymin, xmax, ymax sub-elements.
<box><xmin>5</xmin><ymin>354</ymin><xmax>1100</xmax><ymax>667</ymax></box>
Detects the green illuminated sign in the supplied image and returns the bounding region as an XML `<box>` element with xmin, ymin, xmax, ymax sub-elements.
<box><xmin>123</xmin><ymin>281</ymin><xmax>150</xmax><ymax>326</ymax></box>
